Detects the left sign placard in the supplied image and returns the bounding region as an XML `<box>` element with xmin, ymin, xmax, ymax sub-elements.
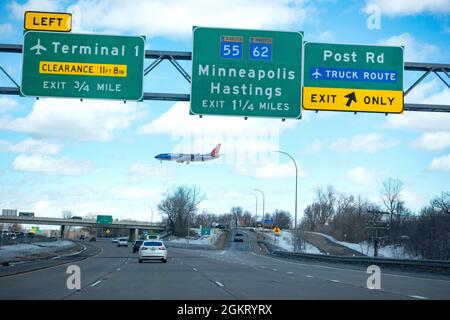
<box><xmin>21</xmin><ymin>31</ymin><xmax>145</xmax><ymax>101</ymax></box>
<box><xmin>24</xmin><ymin>11</ymin><xmax>72</xmax><ymax>32</ymax></box>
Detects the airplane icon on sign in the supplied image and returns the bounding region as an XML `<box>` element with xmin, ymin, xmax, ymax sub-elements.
<box><xmin>30</xmin><ymin>38</ymin><xmax>46</xmax><ymax>55</ymax></box>
<box><xmin>312</xmin><ymin>68</ymin><xmax>322</xmax><ymax>79</ymax></box>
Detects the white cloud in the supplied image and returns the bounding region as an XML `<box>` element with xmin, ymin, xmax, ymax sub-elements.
<box><xmin>366</xmin><ymin>0</ymin><xmax>450</xmax><ymax>17</ymax></box>
<box><xmin>12</xmin><ymin>154</ymin><xmax>87</xmax><ymax>176</ymax></box>
<box><xmin>303</xmin><ymin>139</ymin><xmax>323</xmax><ymax>154</ymax></box>
<box><xmin>236</xmin><ymin>162</ymin><xmax>307</xmax><ymax>179</ymax></box>
<box><xmin>428</xmin><ymin>153</ymin><xmax>450</xmax><ymax>172</ymax></box>
<box><xmin>308</xmin><ymin>31</ymin><xmax>335</xmax><ymax>42</ymax></box>
<box><xmin>384</xmin><ymin>111</ymin><xmax>450</xmax><ymax>133</ymax></box>
<box><xmin>413</xmin><ymin>132</ymin><xmax>450</xmax><ymax>151</ymax></box>
<box><xmin>7</xmin><ymin>0</ymin><xmax>63</xmax><ymax>19</ymax></box>
<box><xmin>114</xmin><ymin>187</ymin><xmax>163</xmax><ymax>201</ymax></box>
<box><xmin>0</xmin><ymin>96</ymin><xmax>18</xmax><ymax>114</ymax></box>
<box><xmin>400</xmin><ymin>189</ymin><xmax>427</xmax><ymax>210</ymax></box>
<box><xmin>66</xmin><ymin>0</ymin><xmax>313</xmax><ymax>39</ymax></box>
<box><xmin>0</xmin><ymin>98</ymin><xmax>144</xmax><ymax>141</ymax></box>
<box><xmin>129</xmin><ymin>163</ymin><xmax>174</xmax><ymax>183</ymax></box>
<box><xmin>329</xmin><ymin>133</ymin><xmax>399</xmax><ymax>154</ymax></box>
<box><xmin>0</xmin><ymin>23</ymin><xmax>13</xmax><ymax>34</ymax></box>
<box><xmin>346</xmin><ymin>166</ymin><xmax>374</xmax><ymax>186</ymax></box>
<box><xmin>378</xmin><ymin>33</ymin><xmax>438</xmax><ymax>61</ymax></box>
<box><xmin>0</xmin><ymin>138</ymin><xmax>60</xmax><ymax>155</ymax></box>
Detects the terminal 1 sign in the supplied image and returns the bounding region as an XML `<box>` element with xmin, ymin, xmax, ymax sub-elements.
<box><xmin>21</xmin><ymin>31</ymin><xmax>145</xmax><ymax>101</ymax></box>
<box><xmin>303</xmin><ymin>42</ymin><xmax>404</xmax><ymax>114</ymax></box>
<box><xmin>190</xmin><ymin>27</ymin><xmax>303</xmax><ymax>119</ymax></box>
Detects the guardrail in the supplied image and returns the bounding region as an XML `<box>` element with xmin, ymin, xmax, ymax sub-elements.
<box><xmin>271</xmin><ymin>250</ymin><xmax>450</xmax><ymax>273</ymax></box>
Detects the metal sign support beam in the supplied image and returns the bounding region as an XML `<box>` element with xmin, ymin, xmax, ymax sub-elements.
<box><xmin>0</xmin><ymin>44</ymin><xmax>448</xmax><ymax>112</ymax></box>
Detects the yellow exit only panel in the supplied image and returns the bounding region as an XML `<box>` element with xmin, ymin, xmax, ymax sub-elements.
<box><xmin>303</xmin><ymin>87</ymin><xmax>403</xmax><ymax>114</ymax></box>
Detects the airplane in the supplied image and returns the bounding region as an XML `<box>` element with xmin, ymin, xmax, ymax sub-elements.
<box><xmin>30</xmin><ymin>38</ymin><xmax>47</xmax><ymax>55</ymax></box>
<box><xmin>312</xmin><ymin>68</ymin><xmax>322</xmax><ymax>79</ymax></box>
<box><xmin>155</xmin><ymin>143</ymin><xmax>221</xmax><ymax>164</ymax></box>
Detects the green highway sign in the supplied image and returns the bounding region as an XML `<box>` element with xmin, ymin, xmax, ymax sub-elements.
<box><xmin>200</xmin><ymin>227</ymin><xmax>211</xmax><ymax>236</ymax></box>
<box><xmin>303</xmin><ymin>42</ymin><xmax>404</xmax><ymax>113</ymax></box>
<box><xmin>21</xmin><ymin>31</ymin><xmax>145</xmax><ymax>100</ymax></box>
<box><xmin>96</xmin><ymin>215</ymin><xmax>113</xmax><ymax>225</ymax></box>
<box><xmin>190</xmin><ymin>27</ymin><xmax>303</xmax><ymax>119</ymax></box>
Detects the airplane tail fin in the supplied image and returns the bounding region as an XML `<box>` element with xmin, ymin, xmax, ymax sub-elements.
<box><xmin>210</xmin><ymin>143</ymin><xmax>221</xmax><ymax>158</ymax></box>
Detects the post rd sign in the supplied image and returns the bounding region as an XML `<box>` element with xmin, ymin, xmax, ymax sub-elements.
<box><xmin>303</xmin><ymin>43</ymin><xmax>404</xmax><ymax>114</ymax></box>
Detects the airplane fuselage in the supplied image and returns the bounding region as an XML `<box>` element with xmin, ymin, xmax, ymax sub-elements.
<box><xmin>155</xmin><ymin>153</ymin><xmax>218</xmax><ymax>163</ymax></box>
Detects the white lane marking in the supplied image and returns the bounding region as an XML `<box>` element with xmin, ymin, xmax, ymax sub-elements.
<box><xmin>250</xmin><ymin>252</ymin><xmax>450</xmax><ymax>283</ymax></box>
<box><xmin>409</xmin><ymin>295</ymin><xmax>429</xmax><ymax>300</ymax></box>
<box><xmin>329</xmin><ymin>279</ymin><xmax>341</xmax><ymax>283</ymax></box>
<box><xmin>215</xmin><ymin>281</ymin><xmax>224</xmax><ymax>287</ymax></box>
<box><xmin>272</xmin><ymin>269</ymin><xmax>278</xmax><ymax>271</ymax></box>
<box><xmin>287</xmin><ymin>271</ymin><xmax>294</xmax><ymax>274</ymax></box>
<box><xmin>306</xmin><ymin>275</ymin><xmax>314</xmax><ymax>278</ymax></box>
<box><xmin>221</xmin><ymin>251</ymin><xmax>226</xmax><ymax>255</ymax></box>
<box><xmin>116</xmin><ymin>268</ymin><xmax>121</xmax><ymax>271</ymax></box>
<box><xmin>259</xmin><ymin>266</ymin><xmax>266</xmax><ymax>269</ymax></box>
<box><xmin>193</xmin><ymin>268</ymin><xmax>198</xmax><ymax>272</ymax></box>
<box><xmin>91</xmin><ymin>280</ymin><xmax>102</xmax><ymax>287</ymax></box>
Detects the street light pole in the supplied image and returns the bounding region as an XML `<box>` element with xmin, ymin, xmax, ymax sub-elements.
<box><xmin>254</xmin><ymin>189</ymin><xmax>265</xmax><ymax>228</ymax></box>
<box><xmin>250</xmin><ymin>192</ymin><xmax>258</xmax><ymax>228</ymax></box>
<box><xmin>274</xmin><ymin>150</ymin><xmax>298</xmax><ymax>251</ymax></box>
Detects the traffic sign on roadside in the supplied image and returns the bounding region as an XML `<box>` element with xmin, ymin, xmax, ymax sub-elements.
<box><xmin>201</xmin><ymin>227</ymin><xmax>211</xmax><ymax>236</ymax></box>
<box><xmin>21</xmin><ymin>31</ymin><xmax>145</xmax><ymax>100</ymax></box>
<box><xmin>96</xmin><ymin>215</ymin><xmax>113</xmax><ymax>225</ymax></box>
<box><xmin>24</xmin><ymin>11</ymin><xmax>72</xmax><ymax>32</ymax></box>
<box><xmin>273</xmin><ymin>226</ymin><xmax>281</xmax><ymax>235</ymax></box>
<box><xmin>191</xmin><ymin>27</ymin><xmax>303</xmax><ymax>119</ymax></box>
<box><xmin>303</xmin><ymin>42</ymin><xmax>404</xmax><ymax>113</ymax></box>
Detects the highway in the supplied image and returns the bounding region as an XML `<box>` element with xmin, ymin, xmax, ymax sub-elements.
<box><xmin>0</xmin><ymin>230</ymin><xmax>449</xmax><ymax>300</ymax></box>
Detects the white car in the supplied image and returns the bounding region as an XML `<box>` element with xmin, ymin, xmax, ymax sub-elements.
<box><xmin>112</xmin><ymin>238</ymin><xmax>118</xmax><ymax>243</ymax></box>
<box><xmin>117</xmin><ymin>238</ymin><xmax>128</xmax><ymax>247</ymax></box>
<box><xmin>139</xmin><ymin>241</ymin><xmax>167</xmax><ymax>263</ymax></box>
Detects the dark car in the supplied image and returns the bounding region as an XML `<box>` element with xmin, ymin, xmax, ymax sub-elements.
<box><xmin>79</xmin><ymin>235</ymin><xmax>85</xmax><ymax>240</ymax></box>
<box><xmin>233</xmin><ymin>233</ymin><xmax>244</xmax><ymax>242</ymax></box>
<box><xmin>132</xmin><ymin>240</ymin><xmax>144</xmax><ymax>253</ymax></box>
<box><xmin>89</xmin><ymin>236</ymin><xmax>96</xmax><ymax>242</ymax></box>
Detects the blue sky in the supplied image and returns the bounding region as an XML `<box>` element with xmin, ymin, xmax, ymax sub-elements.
<box><xmin>0</xmin><ymin>0</ymin><xmax>449</xmax><ymax>226</ymax></box>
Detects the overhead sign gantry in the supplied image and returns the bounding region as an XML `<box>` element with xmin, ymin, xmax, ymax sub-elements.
<box><xmin>303</xmin><ymin>42</ymin><xmax>404</xmax><ymax>114</ymax></box>
<box><xmin>190</xmin><ymin>27</ymin><xmax>303</xmax><ymax>119</ymax></box>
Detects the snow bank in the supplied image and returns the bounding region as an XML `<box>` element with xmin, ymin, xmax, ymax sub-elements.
<box><xmin>262</xmin><ymin>230</ymin><xmax>322</xmax><ymax>254</ymax></box>
<box><xmin>0</xmin><ymin>240</ymin><xmax>76</xmax><ymax>263</ymax></box>
<box><xmin>166</xmin><ymin>228</ymin><xmax>223</xmax><ymax>247</ymax></box>
<box><xmin>312</xmin><ymin>232</ymin><xmax>420</xmax><ymax>259</ymax></box>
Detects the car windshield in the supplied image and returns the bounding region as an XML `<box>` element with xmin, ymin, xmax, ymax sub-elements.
<box><xmin>143</xmin><ymin>241</ymin><xmax>163</xmax><ymax>246</ymax></box>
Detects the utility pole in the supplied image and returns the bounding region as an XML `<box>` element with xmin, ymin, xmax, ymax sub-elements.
<box><xmin>250</xmin><ymin>192</ymin><xmax>258</xmax><ymax>228</ymax></box>
<box><xmin>274</xmin><ymin>150</ymin><xmax>298</xmax><ymax>251</ymax></box>
<box><xmin>254</xmin><ymin>189</ymin><xmax>265</xmax><ymax>228</ymax></box>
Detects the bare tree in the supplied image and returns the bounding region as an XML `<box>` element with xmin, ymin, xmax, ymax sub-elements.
<box><xmin>431</xmin><ymin>192</ymin><xmax>450</xmax><ymax>213</ymax></box>
<box><xmin>158</xmin><ymin>185</ymin><xmax>204</xmax><ymax>237</ymax></box>
<box><xmin>62</xmin><ymin>210</ymin><xmax>73</xmax><ymax>219</ymax></box>
<box><xmin>380</xmin><ymin>178</ymin><xmax>404</xmax><ymax>221</ymax></box>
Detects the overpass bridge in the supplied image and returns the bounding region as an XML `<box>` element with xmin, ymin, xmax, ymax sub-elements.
<box><xmin>0</xmin><ymin>215</ymin><xmax>166</xmax><ymax>240</ymax></box>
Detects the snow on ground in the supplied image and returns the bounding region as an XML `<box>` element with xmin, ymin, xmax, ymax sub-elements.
<box><xmin>166</xmin><ymin>228</ymin><xmax>222</xmax><ymax>246</ymax></box>
<box><xmin>312</xmin><ymin>232</ymin><xmax>420</xmax><ymax>259</ymax></box>
<box><xmin>0</xmin><ymin>240</ymin><xmax>76</xmax><ymax>263</ymax></box>
<box><xmin>262</xmin><ymin>230</ymin><xmax>322</xmax><ymax>254</ymax></box>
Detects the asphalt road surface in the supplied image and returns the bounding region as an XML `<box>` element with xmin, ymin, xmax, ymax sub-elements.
<box><xmin>0</xmin><ymin>231</ymin><xmax>449</xmax><ymax>300</ymax></box>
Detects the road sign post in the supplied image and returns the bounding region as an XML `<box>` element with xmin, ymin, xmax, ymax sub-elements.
<box><xmin>191</xmin><ymin>27</ymin><xmax>303</xmax><ymax>119</ymax></box>
<box><xmin>303</xmin><ymin>42</ymin><xmax>404</xmax><ymax>113</ymax></box>
<box><xmin>22</xmin><ymin>31</ymin><xmax>145</xmax><ymax>100</ymax></box>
